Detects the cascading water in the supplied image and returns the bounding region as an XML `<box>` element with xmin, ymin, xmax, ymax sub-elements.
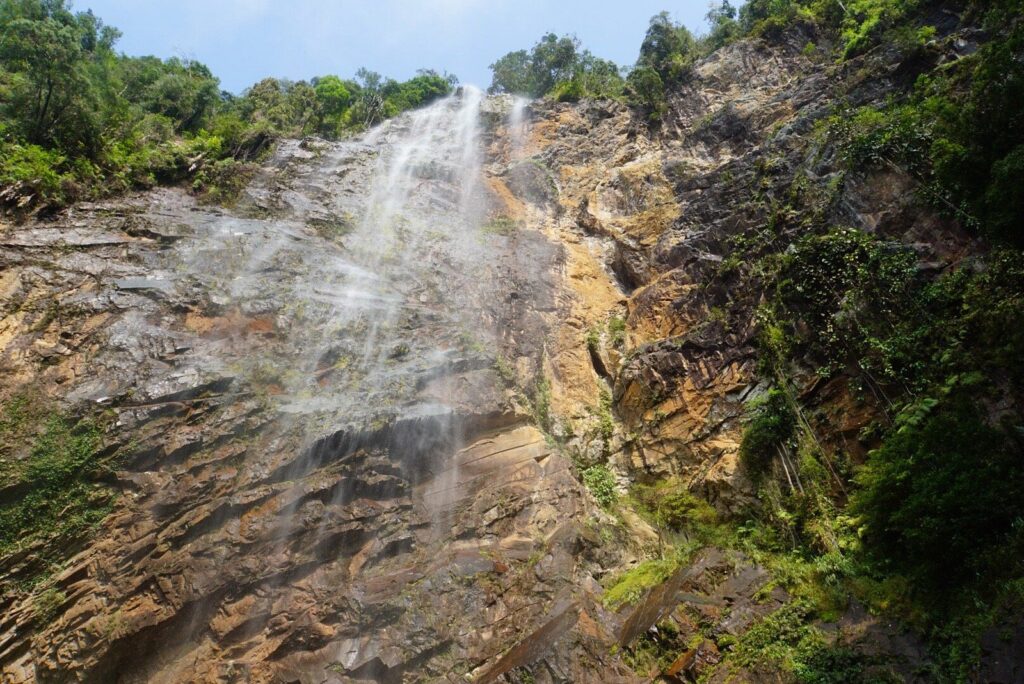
<box><xmin>3</xmin><ymin>88</ymin><xmax>597</xmax><ymax>683</ymax></box>
<box><xmin>507</xmin><ymin>96</ymin><xmax>530</xmax><ymax>155</ymax></box>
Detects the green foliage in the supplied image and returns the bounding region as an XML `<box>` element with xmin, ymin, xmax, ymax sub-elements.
<box><xmin>481</xmin><ymin>214</ymin><xmax>519</xmax><ymax>236</ymax></box>
<box><xmin>635</xmin><ymin>11</ymin><xmax>697</xmax><ymax>85</ymax></box>
<box><xmin>341</xmin><ymin>68</ymin><xmax>455</xmax><ymax>129</ymax></box>
<box><xmin>624</xmin><ymin>66</ymin><xmax>666</xmax><ymax>121</ymax></box>
<box><xmin>852</xmin><ymin>398</ymin><xmax>1024</xmax><ymax>594</ymax></box>
<box><xmin>384</xmin><ymin>70</ymin><xmax>456</xmax><ymax>112</ymax></box>
<box><xmin>531</xmin><ymin>377</ymin><xmax>551</xmax><ymax>432</ymax></box>
<box><xmin>191</xmin><ymin>158</ymin><xmax>257</xmax><ymax>206</ymax></box>
<box><xmin>751</xmin><ymin>218</ymin><xmax>1024</xmax><ymax>674</ymax></box>
<box><xmin>817</xmin><ymin>4</ymin><xmax>1024</xmax><ymax>243</ymax></box>
<box><xmin>837</xmin><ymin>0</ymin><xmax>917</xmax><ymax>58</ymax></box>
<box><xmin>730</xmin><ymin>600</ymin><xmax>889</xmax><ymax>682</ymax></box>
<box><xmin>739</xmin><ymin>389</ymin><xmax>795</xmax><ymax>478</ymax></box>
<box><xmin>622</xmin><ymin>619</ymin><xmax>686</xmax><ymax>673</ymax></box>
<box><xmin>622</xmin><ymin>12</ymin><xmax>699</xmax><ymax>119</ymax></box>
<box><xmin>488</xmin><ymin>49</ymin><xmax>533</xmax><ymax>96</ymax></box>
<box><xmin>0</xmin><ymin>390</ymin><xmax>46</xmax><ymax>464</ymax></box>
<box><xmin>776</xmin><ymin>229</ymin><xmax>1024</xmax><ymax>397</ymax></box>
<box><xmin>0</xmin><ymin>405</ymin><xmax>115</xmax><ymax>585</ymax></box>
<box><xmin>313</xmin><ymin>74</ymin><xmax>352</xmax><ymax>136</ymax></box>
<box><xmin>608</xmin><ymin>316</ymin><xmax>627</xmax><ymax>348</ymax></box>
<box><xmin>488</xmin><ymin>33</ymin><xmax>623</xmax><ymax>101</ymax></box>
<box><xmin>581</xmin><ymin>464</ymin><xmax>617</xmax><ymax>508</ymax></box>
<box><xmin>0</xmin><ymin>1</ymin><xmax>458</xmax><ymax>210</ymax></box>
<box><xmin>602</xmin><ymin>558</ymin><xmax>676</xmax><ymax>609</ymax></box>
<box><xmin>237</xmin><ymin>77</ymin><xmax>317</xmax><ymax>134</ymax></box>
<box><xmin>776</xmin><ymin>227</ymin><xmax>920</xmax><ymax>382</ymax></box>
<box><xmin>131</xmin><ymin>58</ymin><xmax>220</xmax><ymax>133</ymax></box>
<box><xmin>494</xmin><ymin>355</ymin><xmax>516</xmax><ymax>384</ymax></box>
<box><xmin>489</xmin><ymin>33</ymin><xmax>578</xmax><ymax>97</ymax></box>
<box><xmin>595</xmin><ymin>387</ymin><xmax>614</xmax><ymax>444</ymax></box>
<box><xmin>931</xmin><ymin>12</ymin><xmax>1024</xmax><ymax>243</ymax></box>
<box><xmin>33</xmin><ymin>586</ymin><xmax>67</xmax><ymax>623</ymax></box>
<box><xmin>826</xmin><ymin>105</ymin><xmax>931</xmax><ymax>174</ymax></box>
<box><xmin>0</xmin><ymin>142</ymin><xmax>69</xmax><ymax>199</ymax></box>
<box><xmin>704</xmin><ymin>1</ymin><xmax>741</xmax><ymax>52</ymax></box>
<box><xmin>0</xmin><ymin>1</ymin><xmax>111</xmax><ymax>155</ymax></box>
<box><xmin>630</xmin><ymin>479</ymin><xmax>717</xmax><ymax>532</ymax></box>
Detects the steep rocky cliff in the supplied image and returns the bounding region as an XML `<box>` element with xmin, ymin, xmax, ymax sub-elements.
<box><xmin>0</xmin><ymin>12</ymin><xmax>1020</xmax><ymax>684</ymax></box>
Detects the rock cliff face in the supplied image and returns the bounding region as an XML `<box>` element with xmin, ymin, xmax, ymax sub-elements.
<box><xmin>504</xmin><ymin>30</ymin><xmax>976</xmax><ymax>522</ymax></box>
<box><xmin>0</xmin><ymin>24</ymin><xmax>1003</xmax><ymax>684</ymax></box>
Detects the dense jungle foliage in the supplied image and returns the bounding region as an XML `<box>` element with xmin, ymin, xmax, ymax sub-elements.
<box><xmin>727</xmin><ymin>6</ymin><xmax>1024</xmax><ymax>678</ymax></box>
<box><xmin>0</xmin><ymin>0</ymin><xmax>456</xmax><ymax>210</ymax></box>
<box><xmin>491</xmin><ymin>0</ymin><xmax>1022</xmax><ymax>679</ymax></box>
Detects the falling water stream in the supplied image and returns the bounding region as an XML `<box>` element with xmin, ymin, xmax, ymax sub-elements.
<box><xmin>133</xmin><ymin>88</ymin><xmax>548</xmax><ymax>680</ymax></box>
<box><xmin>0</xmin><ymin>86</ymin><xmax>589</xmax><ymax>683</ymax></box>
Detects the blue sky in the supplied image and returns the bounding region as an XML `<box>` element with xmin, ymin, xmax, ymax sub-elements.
<box><xmin>79</xmin><ymin>1</ymin><xmax>711</xmax><ymax>94</ymax></box>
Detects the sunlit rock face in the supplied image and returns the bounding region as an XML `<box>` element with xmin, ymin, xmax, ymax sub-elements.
<box><xmin>0</xmin><ymin>90</ymin><xmax>639</xmax><ymax>683</ymax></box>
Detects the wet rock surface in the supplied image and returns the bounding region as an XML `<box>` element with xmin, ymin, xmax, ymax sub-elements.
<box><xmin>0</xmin><ymin>96</ymin><xmax>629</xmax><ymax>682</ymax></box>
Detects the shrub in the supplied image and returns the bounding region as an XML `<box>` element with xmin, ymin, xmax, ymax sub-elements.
<box><xmin>602</xmin><ymin>558</ymin><xmax>677</xmax><ymax>609</ymax></box>
<box><xmin>0</xmin><ymin>409</ymin><xmax>115</xmax><ymax>585</ymax></box>
<box><xmin>192</xmin><ymin>158</ymin><xmax>256</xmax><ymax>205</ymax></box>
<box><xmin>775</xmin><ymin>227</ymin><xmax>919</xmax><ymax>381</ymax></box>
<box><xmin>852</xmin><ymin>397</ymin><xmax>1024</xmax><ymax>594</ymax></box>
<box><xmin>581</xmin><ymin>464</ymin><xmax>617</xmax><ymax>508</ymax></box>
<box><xmin>631</xmin><ymin>479</ymin><xmax>717</xmax><ymax>531</ymax></box>
<box><xmin>608</xmin><ymin>316</ymin><xmax>627</xmax><ymax>348</ymax></box>
<box><xmin>625</xmin><ymin>66</ymin><xmax>667</xmax><ymax>121</ymax></box>
<box><xmin>0</xmin><ymin>142</ymin><xmax>69</xmax><ymax>202</ymax></box>
<box><xmin>739</xmin><ymin>389</ymin><xmax>795</xmax><ymax>478</ymax></box>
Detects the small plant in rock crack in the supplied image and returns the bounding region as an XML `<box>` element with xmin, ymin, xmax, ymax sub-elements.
<box><xmin>481</xmin><ymin>214</ymin><xmax>520</xmax><ymax>236</ymax></box>
<box><xmin>33</xmin><ymin>587</ymin><xmax>67</xmax><ymax>623</ymax></box>
<box><xmin>608</xmin><ymin>316</ymin><xmax>627</xmax><ymax>349</ymax></box>
<box><xmin>388</xmin><ymin>343</ymin><xmax>411</xmax><ymax>360</ymax></box>
<box><xmin>581</xmin><ymin>463</ymin><xmax>617</xmax><ymax>508</ymax></box>
<box><xmin>493</xmin><ymin>355</ymin><xmax>516</xmax><ymax>384</ymax></box>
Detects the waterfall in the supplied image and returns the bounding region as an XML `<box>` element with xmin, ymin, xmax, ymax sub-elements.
<box><xmin>11</xmin><ymin>87</ymin><xmax>571</xmax><ymax>683</ymax></box>
<box><xmin>508</xmin><ymin>95</ymin><xmax>529</xmax><ymax>156</ymax></box>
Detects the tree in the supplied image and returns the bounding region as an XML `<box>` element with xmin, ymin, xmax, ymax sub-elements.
<box><xmin>489</xmin><ymin>33</ymin><xmax>622</xmax><ymax>101</ymax></box>
<box><xmin>852</xmin><ymin>399</ymin><xmax>1024</xmax><ymax>593</ymax></box>
<box><xmin>0</xmin><ymin>13</ymin><xmax>100</xmax><ymax>153</ymax></box>
<box><xmin>488</xmin><ymin>49</ymin><xmax>533</xmax><ymax>95</ymax></box>
<box><xmin>314</xmin><ymin>75</ymin><xmax>351</xmax><ymax>115</ymax></box>
<box><xmin>626</xmin><ymin>65</ymin><xmax>667</xmax><ymax>120</ymax></box>
<box><xmin>313</xmin><ymin>75</ymin><xmax>352</xmax><ymax>136</ymax></box>
<box><xmin>489</xmin><ymin>33</ymin><xmax>580</xmax><ymax>97</ymax></box>
<box><xmin>140</xmin><ymin>59</ymin><xmax>220</xmax><ymax>132</ymax></box>
<box><xmin>528</xmin><ymin>33</ymin><xmax>580</xmax><ymax>96</ymax></box>
<box><xmin>384</xmin><ymin>69</ymin><xmax>452</xmax><ymax>112</ymax></box>
<box><xmin>346</xmin><ymin>68</ymin><xmax>388</xmax><ymax>128</ymax></box>
<box><xmin>553</xmin><ymin>52</ymin><xmax>624</xmax><ymax>102</ymax></box>
<box><xmin>636</xmin><ymin>11</ymin><xmax>697</xmax><ymax>84</ymax></box>
<box><xmin>705</xmin><ymin>1</ymin><xmax>740</xmax><ymax>52</ymax></box>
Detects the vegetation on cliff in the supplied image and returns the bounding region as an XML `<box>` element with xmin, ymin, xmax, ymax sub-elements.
<box><xmin>492</xmin><ymin>0</ymin><xmax>1023</xmax><ymax>679</ymax></box>
<box><xmin>721</xmin><ymin>3</ymin><xmax>1023</xmax><ymax>675</ymax></box>
<box><xmin>0</xmin><ymin>0</ymin><xmax>456</xmax><ymax>211</ymax></box>
<box><xmin>0</xmin><ymin>392</ymin><xmax>115</xmax><ymax>588</ymax></box>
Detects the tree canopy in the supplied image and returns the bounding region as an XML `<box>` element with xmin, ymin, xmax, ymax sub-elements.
<box><xmin>488</xmin><ymin>33</ymin><xmax>624</xmax><ymax>101</ymax></box>
<box><xmin>0</xmin><ymin>0</ymin><xmax>457</xmax><ymax>209</ymax></box>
